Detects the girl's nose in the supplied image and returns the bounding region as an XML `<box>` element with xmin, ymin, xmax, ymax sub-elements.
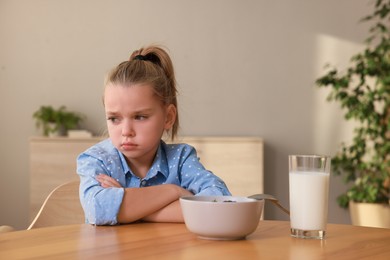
<box><xmin>122</xmin><ymin>120</ymin><xmax>135</xmax><ymax>137</ymax></box>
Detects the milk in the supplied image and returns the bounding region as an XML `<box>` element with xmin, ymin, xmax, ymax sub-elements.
<box><xmin>289</xmin><ymin>171</ymin><xmax>329</xmax><ymax>230</ymax></box>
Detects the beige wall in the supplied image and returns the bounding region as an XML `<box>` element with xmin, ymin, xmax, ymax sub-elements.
<box><xmin>0</xmin><ymin>0</ymin><xmax>370</xmax><ymax>229</ymax></box>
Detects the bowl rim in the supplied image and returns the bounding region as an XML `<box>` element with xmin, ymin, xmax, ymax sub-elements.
<box><xmin>180</xmin><ymin>195</ymin><xmax>262</xmax><ymax>204</ymax></box>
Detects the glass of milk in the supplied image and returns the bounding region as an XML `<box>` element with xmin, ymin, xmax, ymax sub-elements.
<box><xmin>289</xmin><ymin>155</ymin><xmax>330</xmax><ymax>239</ymax></box>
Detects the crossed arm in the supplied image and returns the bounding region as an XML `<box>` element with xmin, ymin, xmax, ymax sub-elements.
<box><xmin>96</xmin><ymin>174</ymin><xmax>193</xmax><ymax>224</ymax></box>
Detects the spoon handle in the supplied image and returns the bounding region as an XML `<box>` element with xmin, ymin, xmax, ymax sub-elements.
<box><xmin>269</xmin><ymin>200</ymin><xmax>290</xmax><ymax>216</ymax></box>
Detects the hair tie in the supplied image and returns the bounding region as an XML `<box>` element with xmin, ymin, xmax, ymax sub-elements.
<box><xmin>133</xmin><ymin>53</ymin><xmax>161</xmax><ymax>65</ymax></box>
<box><xmin>134</xmin><ymin>54</ymin><xmax>146</xmax><ymax>61</ymax></box>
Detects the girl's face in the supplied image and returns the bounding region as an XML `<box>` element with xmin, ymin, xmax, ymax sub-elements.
<box><xmin>104</xmin><ymin>83</ymin><xmax>176</xmax><ymax>168</ymax></box>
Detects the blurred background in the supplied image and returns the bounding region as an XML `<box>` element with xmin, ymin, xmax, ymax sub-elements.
<box><xmin>0</xmin><ymin>0</ymin><xmax>370</xmax><ymax>229</ymax></box>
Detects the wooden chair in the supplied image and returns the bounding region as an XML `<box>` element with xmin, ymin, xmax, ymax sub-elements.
<box><xmin>179</xmin><ymin>137</ymin><xmax>264</xmax><ymax>196</ymax></box>
<box><xmin>0</xmin><ymin>225</ymin><xmax>14</xmax><ymax>233</ymax></box>
<box><xmin>28</xmin><ymin>180</ymin><xmax>85</xmax><ymax>229</ymax></box>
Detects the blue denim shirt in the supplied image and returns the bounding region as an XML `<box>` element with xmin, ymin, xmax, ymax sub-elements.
<box><xmin>77</xmin><ymin>139</ymin><xmax>231</xmax><ymax>225</ymax></box>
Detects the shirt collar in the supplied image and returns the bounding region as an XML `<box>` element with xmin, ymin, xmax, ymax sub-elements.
<box><xmin>117</xmin><ymin>141</ymin><xmax>169</xmax><ymax>179</ymax></box>
<box><xmin>117</xmin><ymin>150</ymin><xmax>131</xmax><ymax>174</ymax></box>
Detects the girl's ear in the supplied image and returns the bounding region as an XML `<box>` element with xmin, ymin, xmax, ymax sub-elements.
<box><xmin>164</xmin><ymin>104</ymin><xmax>177</xmax><ymax>130</ymax></box>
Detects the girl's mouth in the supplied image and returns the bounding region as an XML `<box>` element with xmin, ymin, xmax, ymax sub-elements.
<box><xmin>121</xmin><ymin>142</ymin><xmax>137</xmax><ymax>150</ymax></box>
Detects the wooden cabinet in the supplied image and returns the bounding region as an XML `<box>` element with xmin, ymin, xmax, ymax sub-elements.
<box><xmin>29</xmin><ymin>137</ymin><xmax>103</xmax><ymax>221</ymax></box>
<box><xmin>30</xmin><ymin>136</ymin><xmax>263</xmax><ymax>221</ymax></box>
<box><xmin>177</xmin><ymin>137</ymin><xmax>264</xmax><ymax>197</ymax></box>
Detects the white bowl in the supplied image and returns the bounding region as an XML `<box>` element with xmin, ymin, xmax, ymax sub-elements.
<box><xmin>180</xmin><ymin>196</ymin><xmax>264</xmax><ymax>240</ymax></box>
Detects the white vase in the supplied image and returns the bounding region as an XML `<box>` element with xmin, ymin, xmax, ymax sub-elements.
<box><xmin>349</xmin><ymin>201</ymin><xmax>390</xmax><ymax>228</ymax></box>
<box><xmin>46</xmin><ymin>123</ymin><xmax>58</xmax><ymax>137</ymax></box>
<box><xmin>47</xmin><ymin>123</ymin><xmax>66</xmax><ymax>137</ymax></box>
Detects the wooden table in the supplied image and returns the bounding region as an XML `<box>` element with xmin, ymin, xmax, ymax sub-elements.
<box><xmin>1</xmin><ymin>221</ymin><xmax>389</xmax><ymax>259</ymax></box>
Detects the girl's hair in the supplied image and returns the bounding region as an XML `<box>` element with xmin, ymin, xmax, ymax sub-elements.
<box><xmin>105</xmin><ymin>45</ymin><xmax>179</xmax><ymax>140</ymax></box>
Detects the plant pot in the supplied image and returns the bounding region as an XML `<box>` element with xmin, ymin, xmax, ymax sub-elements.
<box><xmin>45</xmin><ymin>123</ymin><xmax>57</xmax><ymax>137</ymax></box>
<box><xmin>47</xmin><ymin>124</ymin><xmax>67</xmax><ymax>137</ymax></box>
<box><xmin>349</xmin><ymin>201</ymin><xmax>390</xmax><ymax>228</ymax></box>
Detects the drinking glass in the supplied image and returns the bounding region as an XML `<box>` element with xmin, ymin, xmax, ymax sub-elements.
<box><xmin>289</xmin><ymin>155</ymin><xmax>330</xmax><ymax>239</ymax></box>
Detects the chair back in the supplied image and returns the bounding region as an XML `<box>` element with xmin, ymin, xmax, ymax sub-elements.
<box><xmin>28</xmin><ymin>180</ymin><xmax>84</xmax><ymax>229</ymax></box>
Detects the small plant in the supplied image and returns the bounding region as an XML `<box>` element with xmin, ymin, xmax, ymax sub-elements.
<box><xmin>33</xmin><ymin>105</ymin><xmax>84</xmax><ymax>136</ymax></box>
<box><xmin>316</xmin><ymin>0</ymin><xmax>390</xmax><ymax>208</ymax></box>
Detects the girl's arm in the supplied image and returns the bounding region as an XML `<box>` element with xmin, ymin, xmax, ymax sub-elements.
<box><xmin>141</xmin><ymin>200</ymin><xmax>184</xmax><ymax>223</ymax></box>
<box><xmin>96</xmin><ymin>174</ymin><xmax>192</xmax><ymax>223</ymax></box>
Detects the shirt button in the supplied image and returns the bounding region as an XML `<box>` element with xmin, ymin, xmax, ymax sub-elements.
<box><xmin>140</xmin><ymin>180</ymin><xmax>147</xmax><ymax>187</ymax></box>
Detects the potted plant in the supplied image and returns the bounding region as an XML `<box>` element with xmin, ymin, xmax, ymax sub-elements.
<box><xmin>33</xmin><ymin>105</ymin><xmax>84</xmax><ymax>136</ymax></box>
<box><xmin>316</xmin><ymin>0</ymin><xmax>390</xmax><ymax>227</ymax></box>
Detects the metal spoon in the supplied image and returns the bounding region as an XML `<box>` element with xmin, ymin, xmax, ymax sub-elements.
<box><xmin>248</xmin><ymin>194</ymin><xmax>290</xmax><ymax>216</ymax></box>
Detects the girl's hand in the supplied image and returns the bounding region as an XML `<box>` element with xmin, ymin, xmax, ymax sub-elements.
<box><xmin>96</xmin><ymin>174</ymin><xmax>122</xmax><ymax>188</ymax></box>
<box><xmin>178</xmin><ymin>187</ymin><xmax>193</xmax><ymax>197</ymax></box>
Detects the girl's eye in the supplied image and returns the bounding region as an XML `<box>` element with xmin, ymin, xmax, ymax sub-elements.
<box><xmin>135</xmin><ymin>115</ymin><xmax>148</xmax><ymax>120</ymax></box>
<box><xmin>107</xmin><ymin>117</ymin><xmax>119</xmax><ymax>124</ymax></box>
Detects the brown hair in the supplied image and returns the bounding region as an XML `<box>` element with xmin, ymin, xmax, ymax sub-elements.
<box><xmin>105</xmin><ymin>45</ymin><xmax>179</xmax><ymax>140</ymax></box>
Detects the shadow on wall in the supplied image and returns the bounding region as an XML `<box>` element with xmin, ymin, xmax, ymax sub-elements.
<box><xmin>263</xmin><ymin>142</ymin><xmax>290</xmax><ymax>222</ymax></box>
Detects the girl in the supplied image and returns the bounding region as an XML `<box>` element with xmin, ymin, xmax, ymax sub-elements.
<box><xmin>77</xmin><ymin>45</ymin><xmax>231</xmax><ymax>225</ymax></box>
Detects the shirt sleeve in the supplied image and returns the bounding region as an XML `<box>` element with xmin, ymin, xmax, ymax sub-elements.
<box><xmin>178</xmin><ymin>146</ymin><xmax>232</xmax><ymax>196</ymax></box>
<box><xmin>77</xmin><ymin>153</ymin><xmax>124</xmax><ymax>225</ymax></box>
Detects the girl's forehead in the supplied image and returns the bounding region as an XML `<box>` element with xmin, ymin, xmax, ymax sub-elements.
<box><xmin>104</xmin><ymin>83</ymin><xmax>154</xmax><ymax>96</ymax></box>
<box><xmin>104</xmin><ymin>83</ymin><xmax>162</xmax><ymax>107</ymax></box>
